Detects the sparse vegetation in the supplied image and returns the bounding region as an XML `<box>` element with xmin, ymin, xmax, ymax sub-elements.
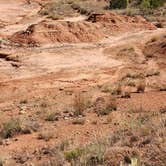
<box><xmin>126</xmin><ymin>80</ymin><xmax>136</xmax><ymax>87</ymax></box>
<box><xmin>145</xmin><ymin>69</ymin><xmax>160</xmax><ymax>77</ymax></box>
<box><xmin>141</xmin><ymin>0</ymin><xmax>165</xmax><ymax>9</ymax></box>
<box><xmin>60</xmin><ymin>140</ymin><xmax>70</xmax><ymax>151</ymax></box>
<box><xmin>111</xmin><ymin>84</ymin><xmax>122</xmax><ymax>95</ymax></box>
<box><xmin>110</xmin><ymin>0</ymin><xmax>165</xmax><ymax>10</ymax></box>
<box><xmin>45</xmin><ymin>111</ymin><xmax>59</xmax><ymax>122</ymax></box>
<box><xmin>125</xmin><ymin>72</ymin><xmax>144</xmax><ymax>79</ymax></box>
<box><xmin>101</xmin><ymin>83</ymin><xmax>122</xmax><ymax>95</ymax></box>
<box><xmin>96</xmin><ymin>96</ymin><xmax>117</xmax><ymax>116</ymax></box>
<box><xmin>40</xmin><ymin>0</ymin><xmax>107</xmax><ymax>19</ymax></box>
<box><xmin>0</xmin><ymin>118</ymin><xmax>21</xmax><ymax>139</ymax></box>
<box><xmin>64</xmin><ymin>140</ymin><xmax>106</xmax><ymax>165</ymax></box>
<box><xmin>0</xmin><ymin>117</ymin><xmax>40</xmax><ymax>139</ymax></box>
<box><xmin>121</xmin><ymin>91</ymin><xmax>131</xmax><ymax>98</ymax></box>
<box><xmin>64</xmin><ymin>148</ymin><xmax>83</xmax><ymax>162</ymax></box>
<box><xmin>37</xmin><ymin>130</ymin><xmax>54</xmax><ymax>141</ymax></box>
<box><xmin>73</xmin><ymin>92</ymin><xmax>89</xmax><ymax>117</ymax></box>
<box><xmin>110</xmin><ymin>0</ymin><xmax>128</xmax><ymax>9</ymax></box>
<box><xmin>21</xmin><ymin>117</ymin><xmax>40</xmax><ymax>134</ymax></box>
<box><xmin>117</xmin><ymin>47</ymin><xmax>136</xmax><ymax>57</ymax></box>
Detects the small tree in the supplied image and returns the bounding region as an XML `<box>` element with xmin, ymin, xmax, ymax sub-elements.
<box><xmin>110</xmin><ymin>0</ymin><xmax>129</xmax><ymax>9</ymax></box>
<box><xmin>150</xmin><ymin>0</ymin><xmax>165</xmax><ymax>8</ymax></box>
<box><xmin>141</xmin><ymin>0</ymin><xmax>151</xmax><ymax>9</ymax></box>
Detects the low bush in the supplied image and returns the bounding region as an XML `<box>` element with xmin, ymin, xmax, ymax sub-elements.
<box><xmin>0</xmin><ymin>118</ymin><xmax>40</xmax><ymax>139</ymax></box>
<box><xmin>64</xmin><ymin>148</ymin><xmax>83</xmax><ymax>162</ymax></box>
<box><xmin>141</xmin><ymin>0</ymin><xmax>165</xmax><ymax>9</ymax></box>
<box><xmin>73</xmin><ymin>92</ymin><xmax>89</xmax><ymax>117</ymax></box>
<box><xmin>64</xmin><ymin>141</ymin><xmax>106</xmax><ymax>165</ymax></box>
<box><xmin>96</xmin><ymin>96</ymin><xmax>117</xmax><ymax>116</ymax></box>
<box><xmin>45</xmin><ymin>111</ymin><xmax>59</xmax><ymax>122</ymax></box>
<box><xmin>0</xmin><ymin>118</ymin><xmax>21</xmax><ymax>139</ymax></box>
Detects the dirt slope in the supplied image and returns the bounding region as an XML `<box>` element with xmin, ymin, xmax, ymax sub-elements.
<box><xmin>9</xmin><ymin>13</ymin><xmax>156</xmax><ymax>45</ymax></box>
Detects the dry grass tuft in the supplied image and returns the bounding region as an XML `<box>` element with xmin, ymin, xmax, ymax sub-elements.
<box><xmin>40</xmin><ymin>0</ymin><xmax>107</xmax><ymax>20</ymax></box>
<box><xmin>45</xmin><ymin>111</ymin><xmax>60</xmax><ymax>122</ymax></box>
<box><xmin>37</xmin><ymin>130</ymin><xmax>54</xmax><ymax>141</ymax></box>
<box><xmin>101</xmin><ymin>83</ymin><xmax>122</xmax><ymax>95</ymax></box>
<box><xmin>0</xmin><ymin>117</ymin><xmax>40</xmax><ymax>139</ymax></box>
<box><xmin>73</xmin><ymin>92</ymin><xmax>89</xmax><ymax>117</ymax></box>
<box><xmin>0</xmin><ymin>118</ymin><xmax>22</xmax><ymax>139</ymax></box>
<box><xmin>72</xmin><ymin>118</ymin><xmax>85</xmax><ymax>125</ymax></box>
<box><xmin>95</xmin><ymin>96</ymin><xmax>117</xmax><ymax>116</ymax></box>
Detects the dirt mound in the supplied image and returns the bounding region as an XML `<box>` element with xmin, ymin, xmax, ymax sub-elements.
<box><xmin>9</xmin><ymin>12</ymin><xmax>156</xmax><ymax>45</ymax></box>
<box><xmin>9</xmin><ymin>21</ymin><xmax>104</xmax><ymax>45</ymax></box>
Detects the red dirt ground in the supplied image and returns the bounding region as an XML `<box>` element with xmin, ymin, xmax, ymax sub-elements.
<box><xmin>0</xmin><ymin>0</ymin><xmax>166</xmax><ymax>166</ymax></box>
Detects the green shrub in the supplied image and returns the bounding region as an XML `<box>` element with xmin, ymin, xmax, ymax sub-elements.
<box><xmin>141</xmin><ymin>0</ymin><xmax>151</xmax><ymax>8</ymax></box>
<box><xmin>141</xmin><ymin>0</ymin><xmax>165</xmax><ymax>9</ymax></box>
<box><xmin>150</xmin><ymin>0</ymin><xmax>165</xmax><ymax>8</ymax></box>
<box><xmin>64</xmin><ymin>148</ymin><xmax>83</xmax><ymax>162</ymax></box>
<box><xmin>64</xmin><ymin>141</ymin><xmax>106</xmax><ymax>165</ymax></box>
<box><xmin>110</xmin><ymin>0</ymin><xmax>128</xmax><ymax>9</ymax></box>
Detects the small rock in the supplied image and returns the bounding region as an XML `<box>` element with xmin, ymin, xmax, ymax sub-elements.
<box><xmin>142</xmin><ymin>138</ymin><xmax>151</xmax><ymax>145</ymax></box>
<box><xmin>64</xmin><ymin>117</ymin><xmax>69</xmax><ymax>120</ymax></box>
<box><xmin>59</xmin><ymin>87</ymin><xmax>64</xmax><ymax>91</ymax></box>
<box><xmin>160</xmin><ymin>107</ymin><xmax>166</xmax><ymax>114</ymax></box>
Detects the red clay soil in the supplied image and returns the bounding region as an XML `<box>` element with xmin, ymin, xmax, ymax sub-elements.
<box><xmin>9</xmin><ymin>12</ymin><xmax>156</xmax><ymax>45</ymax></box>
